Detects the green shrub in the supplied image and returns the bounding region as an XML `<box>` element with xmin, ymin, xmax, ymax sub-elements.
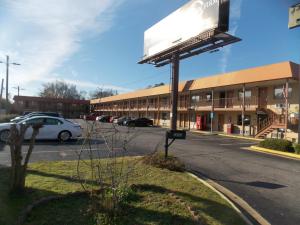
<box><xmin>0</xmin><ymin>114</ymin><xmax>18</xmax><ymax>123</ymax></box>
<box><xmin>142</xmin><ymin>151</ymin><xmax>185</xmax><ymax>172</ymax></box>
<box><xmin>293</xmin><ymin>144</ymin><xmax>300</xmax><ymax>154</ymax></box>
<box><xmin>259</xmin><ymin>138</ymin><xmax>293</xmax><ymax>152</ymax></box>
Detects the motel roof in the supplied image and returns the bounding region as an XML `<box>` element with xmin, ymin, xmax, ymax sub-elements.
<box><xmin>90</xmin><ymin>61</ymin><xmax>300</xmax><ymax>104</ymax></box>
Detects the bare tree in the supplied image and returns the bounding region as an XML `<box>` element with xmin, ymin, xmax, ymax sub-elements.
<box><xmin>39</xmin><ymin>80</ymin><xmax>83</xmax><ymax>99</ymax></box>
<box><xmin>8</xmin><ymin>123</ymin><xmax>42</xmax><ymax>193</ymax></box>
<box><xmin>76</xmin><ymin>121</ymin><xmax>141</xmax><ymax>223</ymax></box>
<box><xmin>90</xmin><ymin>88</ymin><xmax>118</xmax><ymax>99</ymax></box>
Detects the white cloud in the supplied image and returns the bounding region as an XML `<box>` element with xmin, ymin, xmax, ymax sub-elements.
<box><xmin>220</xmin><ymin>0</ymin><xmax>243</xmax><ymax>73</ymax></box>
<box><xmin>0</xmin><ymin>0</ymin><xmax>125</xmax><ymax>96</ymax></box>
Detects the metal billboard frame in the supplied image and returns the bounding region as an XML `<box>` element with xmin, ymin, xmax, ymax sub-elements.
<box><xmin>139</xmin><ymin>29</ymin><xmax>241</xmax><ymax>67</ymax></box>
<box><xmin>138</xmin><ymin>0</ymin><xmax>241</xmax><ymax>158</ymax></box>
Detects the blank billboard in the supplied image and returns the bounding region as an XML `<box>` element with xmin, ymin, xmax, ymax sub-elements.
<box><xmin>289</xmin><ymin>3</ymin><xmax>300</xmax><ymax>29</ymax></box>
<box><xmin>143</xmin><ymin>0</ymin><xmax>229</xmax><ymax>60</ymax></box>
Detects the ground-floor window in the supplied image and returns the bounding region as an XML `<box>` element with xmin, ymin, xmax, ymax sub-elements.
<box><xmin>237</xmin><ymin>114</ymin><xmax>251</xmax><ymax>126</ymax></box>
<box><xmin>162</xmin><ymin>112</ymin><xmax>168</xmax><ymax>120</ymax></box>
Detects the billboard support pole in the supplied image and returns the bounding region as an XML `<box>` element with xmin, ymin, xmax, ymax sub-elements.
<box><xmin>165</xmin><ymin>53</ymin><xmax>180</xmax><ymax>159</ymax></box>
<box><xmin>171</xmin><ymin>53</ymin><xmax>179</xmax><ymax>131</ymax></box>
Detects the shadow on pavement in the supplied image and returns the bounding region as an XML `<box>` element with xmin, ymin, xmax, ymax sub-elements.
<box><xmin>190</xmin><ymin>169</ymin><xmax>286</xmax><ymax>190</ymax></box>
<box><xmin>21</xmin><ymin>138</ymin><xmax>104</xmax><ymax>146</ymax></box>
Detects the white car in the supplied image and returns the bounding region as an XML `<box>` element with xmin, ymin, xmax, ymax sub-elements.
<box><xmin>0</xmin><ymin>116</ymin><xmax>82</xmax><ymax>142</ymax></box>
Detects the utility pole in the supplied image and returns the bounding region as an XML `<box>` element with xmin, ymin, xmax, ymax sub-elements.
<box><xmin>0</xmin><ymin>78</ymin><xmax>3</xmax><ymax>100</ymax></box>
<box><xmin>6</xmin><ymin>55</ymin><xmax>9</xmax><ymax>105</ymax></box>
<box><xmin>0</xmin><ymin>55</ymin><xmax>21</xmax><ymax>113</ymax></box>
<box><xmin>13</xmin><ymin>86</ymin><xmax>25</xmax><ymax>96</ymax></box>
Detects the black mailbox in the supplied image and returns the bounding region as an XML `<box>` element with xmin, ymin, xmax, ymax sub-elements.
<box><xmin>167</xmin><ymin>130</ymin><xmax>186</xmax><ymax>140</ymax></box>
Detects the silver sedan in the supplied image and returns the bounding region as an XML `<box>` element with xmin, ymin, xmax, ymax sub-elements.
<box><xmin>0</xmin><ymin>116</ymin><xmax>82</xmax><ymax>142</ymax></box>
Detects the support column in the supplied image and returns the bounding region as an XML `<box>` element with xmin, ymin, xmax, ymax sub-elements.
<box><xmin>285</xmin><ymin>79</ymin><xmax>289</xmax><ymax>139</ymax></box>
<box><xmin>146</xmin><ymin>97</ymin><xmax>149</xmax><ymax>118</ymax></box>
<box><xmin>242</xmin><ymin>84</ymin><xmax>246</xmax><ymax>136</ymax></box>
<box><xmin>188</xmin><ymin>90</ymin><xmax>191</xmax><ymax>130</ymax></box>
<box><xmin>137</xmin><ymin>98</ymin><xmax>139</xmax><ymax>117</ymax></box>
<box><xmin>157</xmin><ymin>95</ymin><xmax>160</xmax><ymax>126</ymax></box>
<box><xmin>170</xmin><ymin>54</ymin><xmax>179</xmax><ymax>131</ymax></box>
<box><xmin>211</xmin><ymin>89</ymin><xmax>214</xmax><ymax>133</ymax></box>
<box><xmin>128</xmin><ymin>100</ymin><xmax>131</xmax><ymax>117</ymax></box>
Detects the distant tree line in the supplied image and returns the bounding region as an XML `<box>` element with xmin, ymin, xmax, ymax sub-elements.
<box><xmin>39</xmin><ymin>81</ymin><xmax>118</xmax><ymax>100</ymax></box>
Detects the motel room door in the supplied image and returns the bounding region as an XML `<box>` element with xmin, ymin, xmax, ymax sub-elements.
<box><xmin>258</xmin><ymin>87</ymin><xmax>268</xmax><ymax>108</ymax></box>
<box><xmin>218</xmin><ymin>114</ymin><xmax>225</xmax><ymax>132</ymax></box>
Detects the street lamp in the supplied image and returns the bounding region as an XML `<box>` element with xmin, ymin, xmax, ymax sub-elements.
<box><xmin>0</xmin><ymin>55</ymin><xmax>21</xmax><ymax>112</ymax></box>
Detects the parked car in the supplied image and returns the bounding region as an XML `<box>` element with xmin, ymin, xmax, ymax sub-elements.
<box><xmin>83</xmin><ymin>113</ymin><xmax>98</xmax><ymax>121</ymax></box>
<box><xmin>113</xmin><ymin>116</ymin><xmax>129</xmax><ymax>125</ymax></box>
<box><xmin>0</xmin><ymin>116</ymin><xmax>82</xmax><ymax>142</ymax></box>
<box><xmin>98</xmin><ymin>115</ymin><xmax>111</xmax><ymax>123</ymax></box>
<box><xmin>22</xmin><ymin>111</ymin><xmax>32</xmax><ymax>116</ymax></box>
<box><xmin>122</xmin><ymin>117</ymin><xmax>134</xmax><ymax>126</ymax></box>
<box><xmin>110</xmin><ymin>116</ymin><xmax>119</xmax><ymax>123</ymax></box>
<box><xmin>11</xmin><ymin>112</ymin><xmax>63</xmax><ymax>123</ymax></box>
<box><xmin>124</xmin><ymin>118</ymin><xmax>153</xmax><ymax>127</ymax></box>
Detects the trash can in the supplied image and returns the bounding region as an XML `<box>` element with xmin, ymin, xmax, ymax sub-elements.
<box><xmin>227</xmin><ymin>124</ymin><xmax>233</xmax><ymax>134</ymax></box>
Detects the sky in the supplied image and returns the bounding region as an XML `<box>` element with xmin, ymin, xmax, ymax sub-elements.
<box><xmin>0</xmin><ymin>0</ymin><xmax>299</xmax><ymax>99</ymax></box>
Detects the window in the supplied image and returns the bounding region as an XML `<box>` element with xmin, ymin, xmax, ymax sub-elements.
<box><xmin>238</xmin><ymin>90</ymin><xmax>252</xmax><ymax>100</ymax></box>
<box><xmin>274</xmin><ymin>86</ymin><xmax>292</xmax><ymax>99</ymax></box>
<box><xmin>44</xmin><ymin>118</ymin><xmax>62</xmax><ymax>125</ymax></box>
<box><xmin>191</xmin><ymin>95</ymin><xmax>200</xmax><ymax>105</ymax></box>
<box><xmin>162</xmin><ymin>112</ymin><xmax>168</xmax><ymax>120</ymax></box>
<box><xmin>205</xmin><ymin>93</ymin><xmax>212</xmax><ymax>102</ymax></box>
<box><xmin>237</xmin><ymin>115</ymin><xmax>251</xmax><ymax>126</ymax></box>
<box><xmin>25</xmin><ymin>118</ymin><xmax>44</xmax><ymax>125</ymax></box>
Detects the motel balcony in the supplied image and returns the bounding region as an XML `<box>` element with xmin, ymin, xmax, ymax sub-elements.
<box><xmin>191</xmin><ymin>96</ymin><xmax>258</xmax><ymax>111</ymax></box>
<box><xmin>148</xmin><ymin>103</ymin><xmax>159</xmax><ymax>110</ymax></box>
<box><xmin>159</xmin><ymin>103</ymin><xmax>170</xmax><ymax>110</ymax></box>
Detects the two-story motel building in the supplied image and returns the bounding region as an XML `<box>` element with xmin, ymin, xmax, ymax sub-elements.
<box><xmin>91</xmin><ymin>61</ymin><xmax>300</xmax><ymax>141</ymax></box>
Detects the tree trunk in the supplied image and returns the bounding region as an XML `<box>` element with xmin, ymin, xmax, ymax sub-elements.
<box><xmin>9</xmin><ymin>123</ymin><xmax>41</xmax><ymax>193</ymax></box>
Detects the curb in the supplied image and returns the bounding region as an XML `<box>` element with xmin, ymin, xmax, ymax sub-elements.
<box><xmin>187</xmin><ymin>172</ymin><xmax>271</xmax><ymax>225</ymax></box>
<box><xmin>218</xmin><ymin>134</ymin><xmax>261</xmax><ymax>142</ymax></box>
<box><xmin>189</xmin><ymin>130</ymin><xmax>218</xmax><ymax>135</ymax></box>
<box><xmin>189</xmin><ymin>130</ymin><xmax>261</xmax><ymax>141</ymax></box>
<box><xmin>250</xmin><ymin>146</ymin><xmax>300</xmax><ymax>160</ymax></box>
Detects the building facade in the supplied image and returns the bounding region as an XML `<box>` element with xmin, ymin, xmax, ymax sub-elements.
<box><xmin>13</xmin><ymin>96</ymin><xmax>90</xmax><ymax>118</ymax></box>
<box><xmin>91</xmin><ymin>61</ymin><xmax>300</xmax><ymax>141</ymax></box>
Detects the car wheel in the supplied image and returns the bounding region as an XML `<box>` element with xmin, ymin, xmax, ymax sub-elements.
<box><xmin>58</xmin><ymin>131</ymin><xmax>71</xmax><ymax>141</ymax></box>
<box><xmin>0</xmin><ymin>130</ymin><xmax>10</xmax><ymax>142</ymax></box>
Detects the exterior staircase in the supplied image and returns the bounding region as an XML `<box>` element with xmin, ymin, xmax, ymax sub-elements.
<box><xmin>255</xmin><ymin>109</ymin><xmax>285</xmax><ymax>139</ymax></box>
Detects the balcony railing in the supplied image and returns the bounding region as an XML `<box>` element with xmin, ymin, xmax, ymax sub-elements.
<box><xmin>160</xmin><ymin>102</ymin><xmax>170</xmax><ymax>110</ymax></box>
<box><xmin>96</xmin><ymin>96</ymin><xmax>259</xmax><ymax>111</ymax></box>
<box><xmin>191</xmin><ymin>97</ymin><xmax>258</xmax><ymax>109</ymax></box>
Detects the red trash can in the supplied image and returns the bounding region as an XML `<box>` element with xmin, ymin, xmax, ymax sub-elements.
<box><xmin>227</xmin><ymin>124</ymin><xmax>233</xmax><ymax>134</ymax></box>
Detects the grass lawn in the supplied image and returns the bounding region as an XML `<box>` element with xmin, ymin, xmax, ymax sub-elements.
<box><xmin>0</xmin><ymin>158</ymin><xmax>247</xmax><ymax>225</ymax></box>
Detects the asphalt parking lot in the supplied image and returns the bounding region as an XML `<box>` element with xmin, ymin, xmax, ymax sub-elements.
<box><xmin>0</xmin><ymin>121</ymin><xmax>299</xmax><ymax>225</ymax></box>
